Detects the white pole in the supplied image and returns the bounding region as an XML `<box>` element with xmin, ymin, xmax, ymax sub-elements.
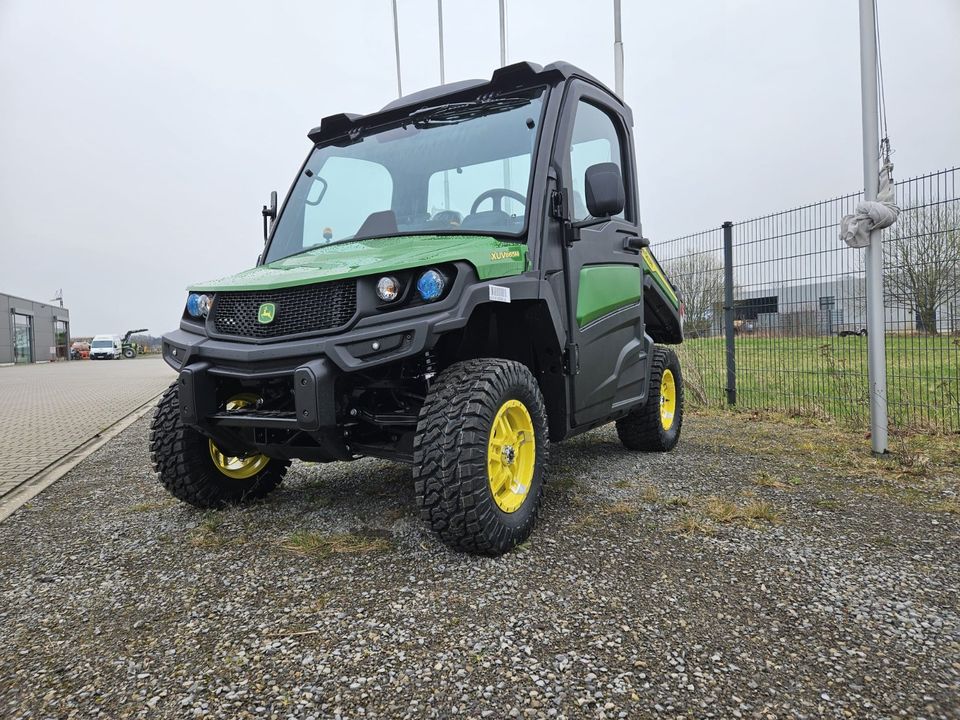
<box><xmin>437</xmin><ymin>0</ymin><xmax>445</xmax><ymax>84</ymax></box>
<box><xmin>613</xmin><ymin>0</ymin><xmax>624</xmax><ymax>99</ymax></box>
<box><xmin>498</xmin><ymin>0</ymin><xmax>508</xmax><ymax>67</ymax></box>
<box><xmin>498</xmin><ymin>0</ymin><xmax>511</xmax><ymax>211</ymax></box>
<box><xmin>858</xmin><ymin>0</ymin><xmax>889</xmax><ymax>455</ymax></box>
<box><xmin>392</xmin><ymin>0</ymin><xmax>403</xmax><ymax>97</ymax></box>
<box><xmin>438</xmin><ymin>0</ymin><xmax>450</xmax><ymax>210</ymax></box>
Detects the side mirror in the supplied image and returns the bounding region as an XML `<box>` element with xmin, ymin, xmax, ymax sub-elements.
<box><xmin>262</xmin><ymin>190</ymin><xmax>278</xmax><ymax>243</ymax></box>
<box><xmin>584</xmin><ymin>162</ymin><xmax>625</xmax><ymax>218</ymax></box>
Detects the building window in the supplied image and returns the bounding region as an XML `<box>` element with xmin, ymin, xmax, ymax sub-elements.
<box><xmin>13</xmin><ymin>313</ymin><xmax>33</xmax><ymax>363</ymax></box>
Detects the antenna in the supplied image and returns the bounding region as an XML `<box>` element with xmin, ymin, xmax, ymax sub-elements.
<box><xmin>392</xmin><ymin>0</ymin><xmax>403</xmax><ymax>97</ymax></box>
<box><xmin>613</xmin><ymin>0</ymin><xmax>624</xmax><ymax>99</ymax></box>
<box><xmin>437</xmin><ymin>0</ymin><xmax>445</xmax><ymax>84</ymax></box>
<box><xmin>50</xmin><ymin>289</ymin><xmax>64</xmax><ymax>308</ymax></box>
<box><xmin>498</xmin><ymin>0</ymin><xmax>508</xmax><ymax>67</ymax></box>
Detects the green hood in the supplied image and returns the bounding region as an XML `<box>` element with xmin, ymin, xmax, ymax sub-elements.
<box><xmin>189</xmin><ymin>235</ymin><xmax>528</xmax><ymax>292</ymax></box>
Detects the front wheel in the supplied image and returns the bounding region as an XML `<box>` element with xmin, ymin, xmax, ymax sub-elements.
<box><xmin>150</xmin><ymin>383</ymin><xmax>288</xmax><ymax>508</ymax></box>
<box><xmin>413</xmin><ymin>359</ymin><xmax>549</xmax><ymax>555</ymax></box>
<box><xmin>616</xmin><ymin>346</ymin><xmax>684</xmax><ymax>452</ymax></box>
<box><xmin>123</xmin><ymin>348</ymin><xmax>136</xmax><ymax>359</ymax></box>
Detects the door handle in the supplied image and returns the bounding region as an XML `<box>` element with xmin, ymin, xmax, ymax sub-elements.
<box><xmin>622</xmin><ymin>235</ymin><xmax>650</xmax><ymax>253</ymax></box>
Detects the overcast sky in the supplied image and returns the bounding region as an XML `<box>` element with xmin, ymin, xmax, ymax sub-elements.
<box><xmin>1</xmin><ymin>0</ymin><xmax>957</xmax><ymax>336</ymax></box>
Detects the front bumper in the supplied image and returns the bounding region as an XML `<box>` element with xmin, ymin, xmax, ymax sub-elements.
<box><xmin>162</xmin><ymin>270</ymin><xmax>547</xmax><ymax>441</ymax></box>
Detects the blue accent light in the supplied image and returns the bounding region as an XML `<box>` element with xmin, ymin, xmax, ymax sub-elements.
<box><xmin>186</xmin><ymin>293</ymin><xmax>212</xmax><ymax>318</ymax></box>
<box><xmin>186</xmin><ymin>293</ymin><xmax>203</xmax><ymax>317</ymax></box>
<box><xmin>416</xmin><ymin>269</ymin><xmax>446</xmax><ymax>301</ymax></box>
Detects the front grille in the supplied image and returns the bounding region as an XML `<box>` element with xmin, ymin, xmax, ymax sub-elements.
<box><xmin>212</xmin><ymin>280</ymin><xmax>357</xmax><ymax>339</ymax></box>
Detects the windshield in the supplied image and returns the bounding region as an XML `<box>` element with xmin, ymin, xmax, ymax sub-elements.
<box><xmin>265</xmin><ymin>86</ymin><xmax>546</xmax><ymax>264</ymax></box>
<box><xmin>92</xmin><ymin>340</ymin><xmax>113</xmax><ymax>348</ymax></box>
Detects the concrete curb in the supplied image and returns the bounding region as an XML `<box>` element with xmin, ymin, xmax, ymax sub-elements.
<box><xmin>0</xmin><ymin>393</ymin><xmax>162</xmax><ymax>523</ymax></box>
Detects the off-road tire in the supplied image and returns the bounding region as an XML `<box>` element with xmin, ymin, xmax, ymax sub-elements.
<box><xmin>413</xmin><ymin>358</ymin><xmax>549</xmax><ymax>555</ymax></box>
<box><xmin>150</xmin><ymin>382</ymin><xmax>288</xmax><ymax>508</ymax></box>
<box><xmin>616</xmin><ymin>346</ymin><xmax>684</xmax><ymax>452</ymax></box>
<box><xmin>123</xmin><ymin>347</ymin><xmax>136</xmax><ymax>359</ymax></box>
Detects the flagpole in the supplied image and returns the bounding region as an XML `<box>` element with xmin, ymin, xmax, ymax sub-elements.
<box><xmin>858</xmin><ymin>0</ymin><xmax>889</xmax><ymax>455</ymax></box>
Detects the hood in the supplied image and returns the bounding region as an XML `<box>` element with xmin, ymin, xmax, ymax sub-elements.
<box><xmin>188</xmin><ymin>235</ymin><xmax>528</xmax><ymax>293</ymax></box>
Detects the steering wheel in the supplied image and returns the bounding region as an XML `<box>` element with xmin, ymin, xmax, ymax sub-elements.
<box><xmin>470</xmin><ymin>188</ymin><xmax>526</xmax><ymax>215</ymax></box>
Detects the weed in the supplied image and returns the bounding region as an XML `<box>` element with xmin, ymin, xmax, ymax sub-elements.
<box><xmin>703</xmin><ymin>496</ymin><xmax>782</xmax><ymax>526</ymax></box>
<box><xmin>552</xmin><ymin>474</ymin><xmax>581</xmax><ymax>492</ymax></box>
<box><xmin>929</xmin><ymin>498</ymin><xmax>960</xmax><ymax>515</ymax></box>
<box><xmin>188</xmin><ymin>512</ymin><xmax>232</xmax><ymax>548</ymax></box>
<box><xmin>668</xmin><ymin>514</ymin><xmax>716</xmax><ymax>536</ymax></box>
<box><xmin>282</xmin><ymin>531</ymin><xmax>391</xmax><ymax>558</ymax></box>
<box><xmin>602</xmin><ymin>501</ymin><xmax>638</xmax><ymax>518</ymax></box>
<box><xmin>814</xmin><ymin>497</ymin><xmax>843</xmax><ymax>511</ymax></box>
<box><xmin>703</xmin><ymin>497</ymin><xmax>741</xmax><ymax>523</ymax></box>
<box><xmin>741</xmin><ymin>499</ymin><xmax>782</xmax><ymax>523</ymax></box>
<box><xmin>754</xmin><ymin>470</ymin><xmax>788</xmax><ymax>490</ymax></box>
<box><xmin>199</xmin><ymin>511</ymin><xmax>224</xmax><ymax>533</ymax></box>
<box><xmin>640</xmin><ymin>484</ymin><xmax>661</xmax><ymax>504</ymax></box>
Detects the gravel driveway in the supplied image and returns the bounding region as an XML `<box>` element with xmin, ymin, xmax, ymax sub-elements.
<box><xmin>1</xmin><ymin>410</ymin><xmax>958</xmax><ymax>719</ymax></box>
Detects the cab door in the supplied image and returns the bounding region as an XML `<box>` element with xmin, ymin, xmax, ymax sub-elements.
<box><xmin>556</xmin><ymin>82</ymin><xmax>649</xmax><ymax>427</ymax></box>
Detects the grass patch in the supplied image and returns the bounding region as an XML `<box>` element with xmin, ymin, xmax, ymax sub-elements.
<box><xmin>929</xmin><ymin>498</ymin><xmax>960</xmax><ymax>515</ymax></box>
<box><xmin>677</xmin><ymin>335</ymin><xmax>960</xmax><ymax>431</ymax></box>
<box><xmin>282</xmin><ymin>531</ymin><xmax>392</xmax><ymax>558</ymax></box>
<box><xmin>753</xmin><ymin>470</ymin><xmax>789</xmax><ymax>490</ymax></box>
<box><xmin>691</xmin><ymin>407</ymin><xmax>960</xmax><ymax>505</ymax></box>
<box><xmin>668</xmin><ymin>514</ymin><xmax>717</xmax><ymax>536</ymax></box>
<box><xmin>602</xmin><ymin>501</ymin><xmax>639</xmax><ymax>518</ymax></box>
<box><xmin>640</xmin><ymin>484</ymin><xmax>661</xmax><ymax>504</ymax></box>
<box><xmin>814</xmin><ymin>497</ymin><xmax>843</xmax><ymax>511</ymax></box>
<box><xmin>189</xmin><ymin>512</ymin><xmax>238</xmax><ymax>549</ymax></box>
<box><xmin>552</xmin><ymin>474</ymin><xmax>581</xmax><ymax>492</ymax></box>
<box><xmin>702</xmin><ymin>496</ymin><xmax>783</xmax><ymax>526</ymax></box>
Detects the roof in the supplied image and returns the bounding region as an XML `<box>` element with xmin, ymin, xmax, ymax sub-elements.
<box><xmin>307</xmin><ymin>61</ymin><xmax>628</xmax><ymax>144</ymax></box>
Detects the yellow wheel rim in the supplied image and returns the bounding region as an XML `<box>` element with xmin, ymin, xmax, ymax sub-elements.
<box><xmin>660</xmin><ymin>368</ymin><xmax>677</xmax><ymax>431</ymax></box>
<box><xmin>487</xmin><ymin>399</ymin><xmax>536</xmax><ymax>514</ymax></box>
<box><xmin>208</xmin><ymin>395</ymin><xmax>270</xmax><ymax>480</ymax></box>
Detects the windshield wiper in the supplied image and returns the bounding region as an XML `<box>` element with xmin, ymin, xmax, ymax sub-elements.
<box><xmin>409</xmin><ymin>96</ymin><xmax>531</xmax><ymax>126</ymax></box>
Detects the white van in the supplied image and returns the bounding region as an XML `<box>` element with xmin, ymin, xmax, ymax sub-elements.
<box><xmin>90</xmin><ymin>334</ymin><xmax>122</xmax><ymax>360</ymax></box>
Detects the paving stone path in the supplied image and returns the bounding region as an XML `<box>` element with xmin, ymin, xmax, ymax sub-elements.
<box><xmin>0</xmin><ymin>357</ymin><xmax>173</xmax><ymax>499</ymax></box>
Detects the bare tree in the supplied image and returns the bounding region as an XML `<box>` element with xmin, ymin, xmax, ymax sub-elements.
<box><xmin>883</xmin><ymin>202</ymin><xmax>960</xmax><ymax>334</ymax></box>
<box><xmin>662</xmin><ymin>250</ymin><xmax>724</xmax><ymax>337</ymax></box>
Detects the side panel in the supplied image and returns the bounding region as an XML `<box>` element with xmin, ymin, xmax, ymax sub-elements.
<box><xmin>576</xmin><ymin>264</ymin><xmax>642</xmax><ymax>327</ymax></box>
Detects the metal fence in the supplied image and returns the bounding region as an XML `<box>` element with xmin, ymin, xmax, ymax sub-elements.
<box><xmin>654</xmin><ymin>167</ymin><xmax>960</xmax><ymax>432</ymax></box>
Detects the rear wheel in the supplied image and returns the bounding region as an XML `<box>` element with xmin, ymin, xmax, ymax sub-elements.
<box><xmin>150</xmin><ymin>383</ymin><xmax>288</xmax><ymax>508</ymax></box>
<box><xmin>413</xmin><ymin>359</ymin><xmax>549</xmax><ymax>555</ymax></box>
<box><xmin>123</xmin><ymin>347</ymin><xmax>136</xmax><ymax>359</ymax></box>
<box><xmin>616</xmin><ymin>346</ymin><xmax>684</xmax><ymax>451</ymax></box>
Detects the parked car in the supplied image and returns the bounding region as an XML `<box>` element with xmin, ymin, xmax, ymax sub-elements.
<box><xmin>90</xmin><ymin>335</ymin><xmax>122</xmax><ymax>360</ymax></box>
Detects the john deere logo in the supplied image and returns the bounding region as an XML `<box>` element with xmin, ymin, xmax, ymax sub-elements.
<box><xmin>257</xmin><ymin>302</ymin><xmax>276</xmax><ymax>324</ymax></box>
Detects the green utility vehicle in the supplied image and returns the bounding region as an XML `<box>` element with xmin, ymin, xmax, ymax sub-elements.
<box><xmin>152</xmin><ymin>62</ymin><xmax>684</xmax><ymax>555</ymax></box>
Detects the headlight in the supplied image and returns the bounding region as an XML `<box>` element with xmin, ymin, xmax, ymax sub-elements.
<box><xmin>416</xmin><ymin>269</ymin><xmax>447</xmax><ymax>302</ymax></box>
<box><xmin>376</xmin><ymin>276</ymin><xmax>401</xmax><ymax>302</ymax></box>
<box><xmin>186</xmin><ymin>293</ymin><xmax>213</xmax><ymax>318</ymax></box>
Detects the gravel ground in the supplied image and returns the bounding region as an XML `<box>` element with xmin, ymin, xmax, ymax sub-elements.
<box><xmin>1</xmin><ymin>410</ymin><xmax>958</xmax><ymax>719</ymax></box>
